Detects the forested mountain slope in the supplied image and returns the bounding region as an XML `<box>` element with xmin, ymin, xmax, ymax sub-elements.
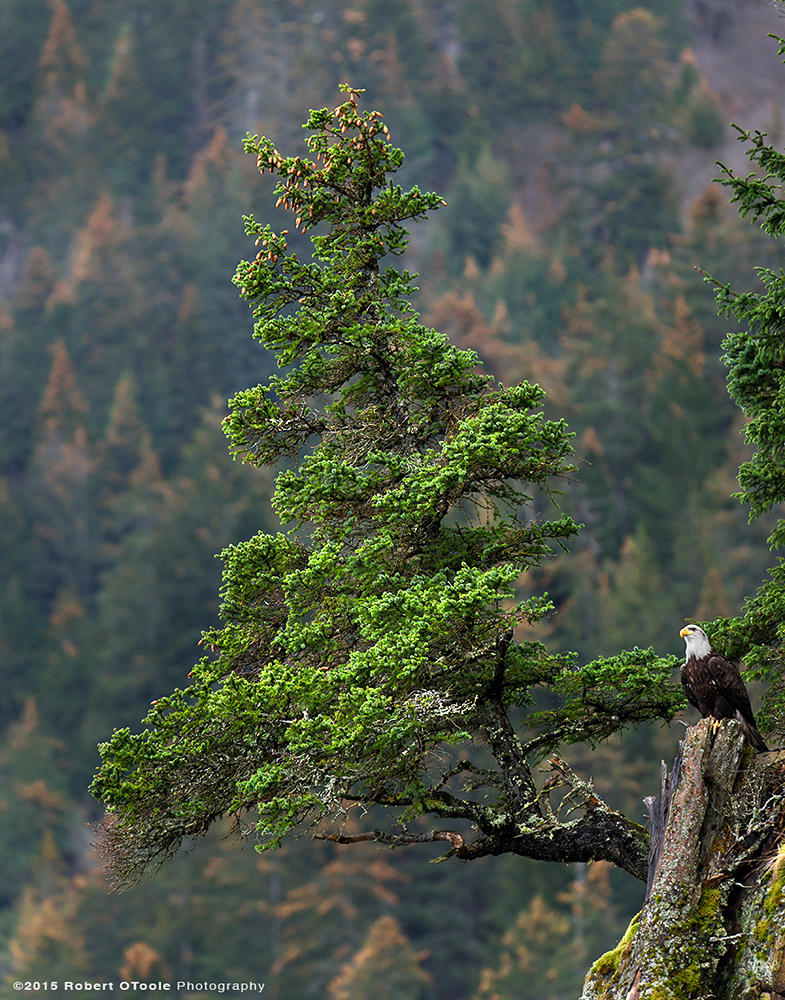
<box><xmin>1</xmin><ymin>2</ymin><xmax>784</xmax><ymax>998</ymax></box>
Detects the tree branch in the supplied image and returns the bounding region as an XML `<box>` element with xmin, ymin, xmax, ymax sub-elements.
<box><xmin>314</xmin><ymin>828</ymin><xmax>466</xmax><ymax>855</ymax></box>
<box><xmin>476</xmin><ymin>629</ymin><xmax>540</xmax><ymax>819</ymax></box>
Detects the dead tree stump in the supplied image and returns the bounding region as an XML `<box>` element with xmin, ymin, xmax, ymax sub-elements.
<box><xmin>582</xmin><ymin>718</ymin><xmax>785</xmax><ymax>1000</ymax></box>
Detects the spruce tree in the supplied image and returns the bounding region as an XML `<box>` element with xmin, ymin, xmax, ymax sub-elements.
<box><xmin>581</xmin><ymin>40</ymin><xmax>785</xmax><ymax>1000</ymax></box>
<box><xmin>701</xmin><ymin>44</ymin><xmax>785</xmax><ymax>733</ymax></box>
<box><xmin>91</xmin><ymin>88</ymin><xmax>682</xmax><ymax>888</ymax></box>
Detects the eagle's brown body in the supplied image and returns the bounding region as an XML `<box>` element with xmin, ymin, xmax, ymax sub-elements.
<box><xmin>680</xmin><ymin>624</ymin><xmax>768</xmax><ymax>753</ymax></box>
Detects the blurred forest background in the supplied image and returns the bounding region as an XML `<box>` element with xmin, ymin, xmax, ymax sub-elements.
<box><xmin>1</xmin><ymin>0</ymin><xmax>785</xmax><ymax>997</ymax></box>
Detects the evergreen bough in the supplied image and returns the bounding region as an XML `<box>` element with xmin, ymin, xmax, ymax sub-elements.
<box><xmin>697</xmin><ymin>38</ymin><xmax>785</xmax><ymax>731</ymax></box>
<box><xmin>91</xmin><ymin>88</ymin><xmax>682</xmax><ymax>887</ymax></box>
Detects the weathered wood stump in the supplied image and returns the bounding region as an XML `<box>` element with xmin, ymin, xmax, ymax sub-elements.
<box><xmin>582</xmin><ymin>718</ymin><xmax>785</xmax><ymax>1000</ymax></box>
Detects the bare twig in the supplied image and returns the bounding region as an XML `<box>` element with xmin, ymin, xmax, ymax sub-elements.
<box><xmin>545</xmin><ymin>755</ymin><xmax>605</xmax><ymax>812</ymax></box>
<box><xmin>536</xmin><ymin>774</ymin><xmax>562</xmax><ymax>825</ymax></box>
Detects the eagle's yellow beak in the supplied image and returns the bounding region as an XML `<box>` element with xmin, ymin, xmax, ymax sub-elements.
<box><xmin>680</xmin><ymin>626</ymin><xmax>690</xmax><ymax>637</ymax></box>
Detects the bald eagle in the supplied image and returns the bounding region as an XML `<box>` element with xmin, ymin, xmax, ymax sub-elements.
<box><xmin>680</xmin><ymin>624</ymin><xmax>768</xmax><ymax>753</ymax></box>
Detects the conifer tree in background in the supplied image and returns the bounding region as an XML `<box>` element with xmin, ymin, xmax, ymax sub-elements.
<box><xmin>91</xmin><ymin>88</ymin><xmax>683</xmax><ymax>888</ymax></box>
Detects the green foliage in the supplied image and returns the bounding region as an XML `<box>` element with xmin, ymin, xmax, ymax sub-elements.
<box><xmin>526</xmin><ymin>648</ymin><xmax>684</xmax><ymax>754</ymax></box>
<box><xmin>713</xmin><ymin>110</ymin><xmax>785</xmax><ymax>544</ymax></box>
<box><xmin>90</xmin><ymin>91</ymin><xmax>682</xmax><ymax>889</ymax></box>
<box><xmin>696</xmin><ymin>36</ymin><xmax>785</xmax><ymax>732</ymax></box>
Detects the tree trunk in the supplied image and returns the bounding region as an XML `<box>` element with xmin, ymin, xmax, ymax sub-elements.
<box><xmin>582</xmin><ymin>718</ymin><xmax>785</xmax><ymax>1000</ymax></box>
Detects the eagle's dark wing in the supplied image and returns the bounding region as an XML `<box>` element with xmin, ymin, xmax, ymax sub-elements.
<box><xmin>705</xmin><ymin>653</ymin><xmax>755</xmax><ymax>722</ymax></box>
<box><xmin>705</xmin><ymin>653</ymin><xmax>768</xmax><ymax>753</ymax></box>
<box><xmin>679</xmin><ymin>660</ymin><xmax>702</xmax><ymax>714</ymax></box>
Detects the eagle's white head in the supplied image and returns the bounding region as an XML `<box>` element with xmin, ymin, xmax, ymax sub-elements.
<box><xmin>680</xmin><ymin>624</ymin><xmax>712</xmax><ymax>659</ymax></box>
